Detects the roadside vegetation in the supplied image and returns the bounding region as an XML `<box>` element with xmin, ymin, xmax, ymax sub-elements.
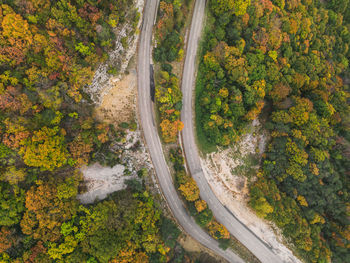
<box><xmin>196</xmin><ymin>0</ymin><xmax>350</xmax><ymax>262</ymax></box>
<box><xmin>153</xmin><ymin>1</ymin><xmax>261</xmax><ymax>262</ymax></box>
<box><xmin>195</xmin><ymin>54</ymin><xmax>218</xmax><ymax>153</ymax></box>
<box><xmin>153</xmin><ymin>0</ymin><xmax>232</xmax><ymax>244</ymax></box>
<box><xmin>169</xmin><ymin>147</ymin><xmax>260</xmax><ymax>263</ymax></box>
<box><xmin>154</xmin><ymin>0</ymin><xmax>191</xmax><ymax>143</ymax></box>
<box><xmin>169</xmin><ymin>147</ymin><xmax>230</xmax><ymax>242</ymax></box>
<box><xmin>0</xmin><ymin>0</ymin><xmax>190</xmax><ymax>262</ymax></box>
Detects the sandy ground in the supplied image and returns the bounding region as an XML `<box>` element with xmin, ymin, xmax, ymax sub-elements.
<box><xmin>94</xmin><ymin>70</ymin><xmax>136</xmax><ymax>126</ymax></box>
<box><xmin>201</xmin><ymin>120</ymin><xmax>303</xmax><ymax>263</ymax></box>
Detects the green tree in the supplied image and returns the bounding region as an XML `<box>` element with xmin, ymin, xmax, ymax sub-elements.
<box><xmin>0</xmin><ymin>183</ymin><xmax>25</xmax><ymax>226</ymax></box>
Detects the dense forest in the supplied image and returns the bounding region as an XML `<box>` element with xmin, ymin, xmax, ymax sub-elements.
<box><xmin>1</xmin><ymin>175</ymin><xmax>182</xmax><ymax>262</ymax></box>
<box><xmin>0</xmin><ymin>0</ymin><xmax>186</xmax><ymax>262</ymax></box>
<box><xmin>197</xmin><ymin>0</ymin><xmax>350</xmax><ymax>262</ymax></box>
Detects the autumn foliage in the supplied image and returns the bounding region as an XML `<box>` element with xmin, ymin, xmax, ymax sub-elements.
<box><xmin>155</xmin><ymin>70</ymin><xmax>184</xmax><ymax>143</ymax></box>
<box><xmin>200</xmin><ymin>0</ymin><xmax>350</xmax><ymax>261</ymax></box>
<box><xmin>154</xmin><ymin>1</ymin><xmax>188</xmax><ymax>143</ymax></box>
<box><xmin>20</xmin><ymin>127</ymin><xmax>68</xmax><ymax>171</ymax></box>
<box><xmin>160</xmin><ymin>119</ymin><xmax>184</xmax><ymax>143</ymax></box>
<box><xmin>178</xmin><ymin>178</ymin><xmax>200</xmax><ymax>202</ymax></box>
<box><xmin>170</xmin><ymin>147</ymin><xmax>231</xmax><ymax>243</ymax></box>
<box><xmin>0</xmin><ymin>0</ymin><xmax>181</xmax><ymax>262</ymax></box>
<box><xmin>208</xmin><ymin>221</ymin><xmax>230</xmax><ymax>240</ymax></box>
<box><xmin>195</xmin><ymin>200</ymin><xmax>207</xmax><ymax>213</ymax></box>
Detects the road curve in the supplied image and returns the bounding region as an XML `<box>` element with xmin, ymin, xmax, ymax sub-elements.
<box><xmin>137</xmin><ymin>0</ymin><xmax>244</xmax><ymax>262</ymax></box>
<box><xmin>180</xmin><ymin>1</ymin><xmax>284</xmax><ymax>263</ymax></box>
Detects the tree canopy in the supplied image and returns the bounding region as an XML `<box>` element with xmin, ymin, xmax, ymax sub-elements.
<box><xmin>0</xmin><ymin>1</ymin><xmax>184</xmax><ymax>262</ymax></box>
<box><xmin>197</xmin><ymin>0</ymin><xmax>350</xmax><ymax>262</ymax></box>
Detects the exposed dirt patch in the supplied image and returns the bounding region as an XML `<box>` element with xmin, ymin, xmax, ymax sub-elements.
<box><xmin>79</xmin><ymin>0</ymin><xmax>143</xmax><ymax>205</ymax></box>
<box><xmin>87</xmin><ymin>0</ymin><xmax>144</xmax><ymax>103</ymax></box>
<box><xmin>178</xmin><ymin>235</ymin><xmax>202</xmax><ymax>253</ymax></box>
<box><xmin>201</xmin><ymin>120</ymin><xmax>303</xmax><ymax>263</ymax></box>
<box><xmin>203</xmin><ymin>119</ymin><xmax>266</xmax><ymax>203</ymax></box>
<box><xmin>179</xmin><ymin>235</ymin><xmax>227</xmax><ymax>263</ymax></box>
<box><xmin>78</xmin><ymin>128</ymin><xmax>154</xmax><ymax>204</ymax></box>
<box><xmin>94</xmin><ymin>70</ymin><xmax>137</xmax><ymax>127</ymax></box>
<box><xmin>77</xmin><ymin>163</ymin><xmax>132</xmax><ymax>204</ymax></box>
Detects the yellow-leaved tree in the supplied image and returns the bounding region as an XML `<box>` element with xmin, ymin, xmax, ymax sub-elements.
<box><xmin>20</xmin><ymin>126</ymin><xmax>67</xmax><ymax>171</ymax></box>
<box><xmin>178</xmin><ymin>178</ymin><xmax>200</xmax><ymax>202</ymax></box>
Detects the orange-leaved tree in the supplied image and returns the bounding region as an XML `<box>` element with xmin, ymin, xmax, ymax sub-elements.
<box><xmin>195</xmin><ymin>200</ymin><xmax>207</xmax><ymax>213</ymax></box>
<box><xmin>160</xmin><ymin>119</ymin><xmax>184</xmax><ymax>143</ymax></box>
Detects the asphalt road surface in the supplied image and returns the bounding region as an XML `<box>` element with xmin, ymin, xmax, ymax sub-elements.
<box><xmin>137</xmin><ymin>0</ymin><xmax>244</xmax><ymax>262</ymax></box>
<box><xmin>180</xmin><ymin>1</ymin><xmax>285</xmax><ymax>263</ymax></box>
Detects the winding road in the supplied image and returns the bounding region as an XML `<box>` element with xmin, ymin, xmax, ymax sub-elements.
<box><xmin>137</xmin><ymin>0</ymin><xmax>243</xmax><ymax>262</ymax></box>
<box><xmin>180</xmin><ymin>1</ymin><xmax>284</xmax><ymax>263</ymax></box>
